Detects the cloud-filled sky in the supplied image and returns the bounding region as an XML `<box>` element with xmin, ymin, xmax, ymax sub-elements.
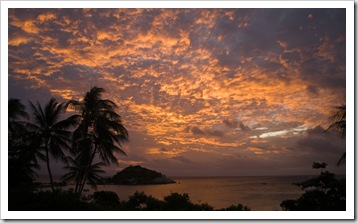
<box><xmin>8</xmin><ymin>8</ymin><xmax>346</xmax><ymax>177</ymax></box>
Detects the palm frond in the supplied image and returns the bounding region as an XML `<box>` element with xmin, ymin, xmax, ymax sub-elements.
<box><xmin>336</xmin><ymin>152</ymin><xmax>346</xmax><ymax>166</ymax></box>
<box><xmin>9</xmin><ymin>98</ymin><xmax>29</xmax><ymax>120</ymax></box>
<box><xmin>325</xmin><ymin>104</ymin><xmax>346</xmax><ymax>138</ymax></box>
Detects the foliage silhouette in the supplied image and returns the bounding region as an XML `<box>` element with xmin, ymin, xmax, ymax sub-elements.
<box><xmin>9</xmin><ymin>187</ymin><xmax>251</xmax><ymax>211</ymax></box>
<box><xmin>123</xmin><ymin>191</ymin><xmax>216</xmax><ymax>211</ymax></box>
<box><xmin>312</xmin><ymin>162</ymin><xmax>327</xmax><ymax>173</ymax></box>
<box><xmin>65</xmin><ymin>86</ymin><xmax>129</xmax><ymax>195</ymax></box>
<box><xmin>217</xmin><ymin>204</ymin><xmax>251</xmax><ymax>211</ymax></box>
<box><xmin>8</xmin><ymin>99</ymin><xmax>40</xmax><ymax>186</ymax></box>
<box><xmin>325</xmin><ymin>104</ymin><xmax>346</xmax><ymax>166</ymax></box>
<box><xmin>61</xmin><ymin>156</ymin><xmax>105</xmax><ymax>190</ymax></box>
<box><xmin>163</xmin><ymin>192</ymin><xmax>215</xmax><ymax>211</ymax></box>
<box><xmin>91</xmin><ymin>191</ymin><xmax>121</xmax><ymax>208</ymax></box>
<box><xmin>280</xmin><ymin>163</ymin><xmax>345</xmax><ymax>211</ymax></box>
<box><xmin>26</xmin><ymin>98</ymin><xmax>78</xmax><ymax>192</ymax></box>
<box><xmin>124</xmin><ymin>191</ymin><xmax>165</xmax><ymax>211</ymax></box>
<box><xmin>9</xmin><ymin>190</ymin><xmax>103</xmax><ymax>211</ymax></box>
<box><xmin>8</xmin><ymin>98</ymin><xmax>29</xmax><ymax>142</ymax></box>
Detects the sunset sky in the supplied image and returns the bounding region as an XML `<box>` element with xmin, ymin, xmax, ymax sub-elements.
<box><xmin>7</xmin><ymin>7</ymin><xmax>347</xmax><ymax>177</ymax></box>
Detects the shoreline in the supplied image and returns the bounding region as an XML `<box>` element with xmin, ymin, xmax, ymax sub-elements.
<box><xmin>34</xmin><ymin>176</ymin><xmax>308</xmax><ymax>210</ymax></box>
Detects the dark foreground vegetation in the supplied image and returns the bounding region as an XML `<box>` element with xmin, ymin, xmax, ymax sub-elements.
<box><xmin>280</xmin><ymin>162</ymin><xmax>346</xmax><ymax>211</ymax></box>
<box><xmin>9</xmin><ymin>87</ymin><xmax>129</xmax><ymax>196</ymax></box>
<box><xmin>9</xmin><ymin>189</ymin><xmax>250</xmax><ymax>211</ymax></box>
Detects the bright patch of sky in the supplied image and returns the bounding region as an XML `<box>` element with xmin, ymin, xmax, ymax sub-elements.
<box><xmin>259</xmin><ymin>125</ymin><xmax>309</xmax><ymax>138</ymax></box>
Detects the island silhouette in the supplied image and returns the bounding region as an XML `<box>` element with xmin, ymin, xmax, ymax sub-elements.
<box><xmin>102</xmin><ymin>165</ymin><xmax>176</xmax><ymax>185</ymax></box>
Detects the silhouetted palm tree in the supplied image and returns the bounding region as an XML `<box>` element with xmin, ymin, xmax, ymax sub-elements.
<box><xmin>61</xmin><ymin>156</ymin><xmax>105</xmax><ymax>192</ymax></box>
<box><xmin>326</xmin><ymin>105</ymin><xmax>346</xmax><ymax>137</ymax></box>
<box><xmin>9</xmin><ymin>98</ymin><xmax>28</xmax><ymax>120</ymax></box>
<box><xmin>27</xmin><ymin>98</ymin><xmax>77</xmax><ymax>192</ymax></box>
<box><xmin>8</xmin><ymin>99</ymin><xmax>39</xmax><ymax>183</ymax></box>
<box><xmin>325</xmin><ymin>104</ymin><xmax>346</xmax><ymax>166</ymax></box>
<box><xmin>66</xmin><ymin>86</ymin><xmax>128</xmax><ymax>194</ymax></box>
<box><xmin>9</xmin><ymin>98</ymin><xmax>28</xmax><ymax>130</ymax></box>
<box><xmin>9</xmin><ymin>98</ymin><xmax>29</xmax><ymax>152</ymax></box>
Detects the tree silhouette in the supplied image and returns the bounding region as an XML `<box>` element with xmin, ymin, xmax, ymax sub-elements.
<box><xmin>325</xmin><ymin>104</ymin><xmax>346</xmax><ymax>166</ymax></box>
<box><xmin>9</xmin><ymin>99</ymin><xmax>30</xmax><ymax>157</ymax></box>
<box><xmin>27</xmin><ymin>98</ymin><xmax>77</xmax><ymax>192</ymax></box>
<box><xmin>66</xmin><ymin>86</ymin><xmax>128</xmax><ymax>194</ymax></box>
<box><xmin>61</xmin><ymin>156</ymin><xmax>105</xmax><ymax>192</ymax></box>
<box><xmin>280</xmin><ymin>163</ymin><xmax>345</xmax><ymax>211</ymax></box>
<box><xmin>312</xmin><ymin>162</ymin><xmax>327</xmax><ymax>173</ymax></box>
<box><xmin>8</xmin><ymin>99</ymin><xmax>39</xmax><ymax>187</ymax></box>
<box><xmin>9</xmin><ymin>98</ymin><xmax>29</xmax><ymax>138</ymax></box>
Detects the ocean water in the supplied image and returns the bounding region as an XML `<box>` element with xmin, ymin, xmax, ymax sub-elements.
<box><xmin>43</xmin><ymin>175</ymin><xmax>311</xmax><ymax>211</ymax></box>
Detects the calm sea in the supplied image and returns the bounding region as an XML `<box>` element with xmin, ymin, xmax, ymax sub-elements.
<box><xmin>39</xmin><ymin>175</ymin><xmax>312</xmax><ymax>211</ymax></box>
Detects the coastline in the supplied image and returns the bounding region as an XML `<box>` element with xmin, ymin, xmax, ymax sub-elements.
<box><xmin>35</xmin><ymin>175</ymin><xmax>311</xmax><ymax>210</ymax></box>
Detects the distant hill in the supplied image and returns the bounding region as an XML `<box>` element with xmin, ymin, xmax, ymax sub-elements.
<box><xmin>103</xmin><ymin>165</ymin><xmax>176</xmax><ymax>185</ymax></box>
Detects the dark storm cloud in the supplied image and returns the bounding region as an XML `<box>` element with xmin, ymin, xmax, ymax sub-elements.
<box><xmin>202</xmin><ymin>8</ymin><xmax>346</xmax><ymax>96</ymax></box>
<box><xmin>191</xmin><ymin>126</ymin><xmax>206</xmax><ymax>135</ymax></box>
<box><xmin>239</xmin><ymin>122</ymin><xmax>250</xmax><ymax>131</ymax></box>
<box><xmin>296</xmin><ymin>125</ymin><xmax>345</xmax><ymax>155</ymax></box>
<box><xmin>223</xmin><ymin>119</ymin><xmax>250</xmax><ymax>132</ymax></box>
<box><xmin>298</xmin><ymin>137</ymin><xmax>341</xmax><ymax>154</ymax></box>
<box><xmin>306</xmin><ymin>85</ymin><xmax>320</xmax><ymax>97</ymax></box>
<box><xmin>273</xmin><ymin>9</ymin><xmax>345</xmax><ymax>49</ymax></box>
<box><xmin>306</xmin><ymin>125</ymin><xmax>326</xmax><ymax>136</ymax></box>
<box><xmin>207</xmin><ymin>130</ymin><xmax>224</xmax><ymax>138</ymax></box>
<box><xmin>223</xmin><ymin>119</ymin><xmax>238</xmax><ymax>128</ymax></box>
<box><xmin>190</xmin><ymin>126</ymin><xmax>224</xmax><ymax>138</ymax></box>
<box><xmin>281</xmin><ymin>51</ymin><xmax>300</xmax><ymax>62</ymax></box>
<box><xmin>300</xmin><ymin>58</ymin><xmax>346</xmax><ymax>91</ymax></box>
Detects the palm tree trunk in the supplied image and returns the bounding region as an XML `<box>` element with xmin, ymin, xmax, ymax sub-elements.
<box><xmin>78</xmin><ymin>172</ymin><xmax>87</xmax><ymax>195</ymax></box>
<box><xmin>75</xmin><ymin>162</ymin><xmax>87</xmax><ymax>194</ymax></box>
<box><xmin>74</xmin><ymin>180</ymin><xmax>79</xmax><ymax>193</ymax></box>
<box><xmin>78</xmin><ymin>167</ymin><xmax>87</xmax><ymax>195</ymax></box>
<box><xmin>74</xmin><ymin>173</ymin><xmax>82</xmax><ymax>194</ymax></box>
<box><xmin>79</xmin><ymin>145</ymin><xmax>98</xmax><ymax>195</ymax></box>
<box><xmin>77</xmin><ymin>122</ymin><xmax>90</xmax><ymax>195</ymax></box>
<box><xmin>45</xmin><ymin>142</ymin><xmax>55</xmax><ymax>192</ymax></box>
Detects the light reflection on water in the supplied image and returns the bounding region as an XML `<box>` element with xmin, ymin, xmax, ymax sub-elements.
<box><xmin>43</xmin><ymin>176</ymin><xmax>311</xmax><ymax>211</ymax></box>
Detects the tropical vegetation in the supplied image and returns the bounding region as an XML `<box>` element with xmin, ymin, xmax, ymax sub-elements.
<box><xmin>10</xmin><ymin>190</ymin><xmax>250</xmax><ymax>211</ymax></box>
<box><xmin>8</xmin><ymin>86</ymin><xmax>128</xmax><ymax>197</ymax></box>
<box><xmin>63</xmin><ymin>86</ymin><xmax>129</xmax><ymax>194</ymax></box>
<box><xmin>280</xmin><ymin>162</ymin><xmax>346</xmax><ymax>211</ymax></box>
<box><xmin>325</xmin><ymin>104</ymin><xmax>346</xmax><ymax>165</ymax></box>
<box><xmin>26</xmin><ymin>98</ymin><xmax>78</xmax><ymax>192</ymax></box>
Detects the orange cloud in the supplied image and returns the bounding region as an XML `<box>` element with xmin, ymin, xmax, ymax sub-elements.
<box><xmin>145</xmin><ymin>147</ymin><xmax>186</xmax><ymax>157</ymax></box>
<box><xmin>50</xmin><ymin>89</ymin><xmax>76</xmax><ymax>100</ymax></box>
<box><xmin>10</xmin><ymin>17</ymin><xmax>40</xmax><ymax>34</ymax></box>
<box><xmin>37</xmin><ymin>13</ymin><xmax>56</xmax><ymax>23</ymax></box>
<box><xmin>245</xmin><ymin>146</ymin><xmax>285</xmax><ymax>155</ymax></box>
<box><xmin>8</xmin><ymin>35</ymin><xmax>33</xmax><ymax>46</ymax></box>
